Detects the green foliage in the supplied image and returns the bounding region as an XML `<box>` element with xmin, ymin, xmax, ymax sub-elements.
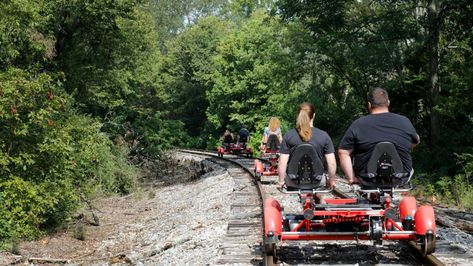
<box><xmin>0</xmin><ymin>68</ymin><xmax>138</xmax><ymax>244</ymax></box>
<box><xmin>40</xmin><ymin>114</ymin><xmax>138</xmax><ymax>195</ymax></box>
<box><xmin>434</xmin><ymin>174</ymin><xmax>473</xmax><ymax>211</ymax></box>
<box><xmin>2</xmin><ymin>0</ymin><xmax>473</xmax><ymax>249</ymax></box>
<box><xmin>207</xmin><ymin>11</ymin><xmax>294</xmax><ymax>133</ymax></box>
<box><xmin>0</xmin><ymin>0</ymin><xmax>147</xmax><ymax>245</ymax></box>
<box><xmin>0</xmin><ymin>177</ymin><xmax>64</xmax><ymax>241</ymax></box>
<box><xmin>162</xmin><ymin>16</ymin><xmax>230</xmax><ymax>142</ymax></box>
<box><xmin>0</xmin><ymin>68</ymin><xmax>67</xmax><ymax>179</ymax></box>
<box><xmin>0</xmin><ymin>0</ymin><xmax>50</xmax><ymax>69</ymax></box>
<box><xmin>72</xmin><ymin>223</ymin><xmax>86</xmax><ymax>241</ymax></box>
<box><xmin>414</xmin><ymin>153</ymin><xmax>473</xmax><ymax>211</ymax></box>
<box><xmin>132</xmin><ymin>112</ymin><xmax>189</xmax><ymax>156</ymax></box>
<box><xmin>49</xmin><ymin>0</ymin><xmax>156</xmax><ymax>117</ymax></box>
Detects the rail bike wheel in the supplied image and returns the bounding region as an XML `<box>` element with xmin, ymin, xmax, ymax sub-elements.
<box><xmin>420</xmin><ymin>230</ymin><xmax>436</xmax><ymax>256</ymax></box>
<box><xmin>264</xmin><ymin>243</ymin><xmax>278</xmax><ymax>266</ymax></box>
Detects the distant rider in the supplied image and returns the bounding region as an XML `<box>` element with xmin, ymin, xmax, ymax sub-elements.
<box><xmin>261</xmin><ymin>117</ymin><xmax>283</xmax><ymax>152</ymax></box>
<box><xmin>238</xmin><ymin>124</ymin><xmax>250</xmax><ymax>144</ymax></box>
<box><xmin>223</xmin><ymin>128</ymin><xmax>234</xmax><ymax>146</ymax></box>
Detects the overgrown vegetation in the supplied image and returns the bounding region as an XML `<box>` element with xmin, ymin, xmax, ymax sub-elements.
<box><xmin>1</xmin><ymin>0</ymin><xmax>473</xmax><ymax>249</ymax></box>
<box><xmin>154</xmin><ymin>0</ymin><xmax>473</xmax><ymax>209</ymax></box>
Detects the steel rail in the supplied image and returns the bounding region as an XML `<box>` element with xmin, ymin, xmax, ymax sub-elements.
<box><xmin>177</xmin><ymin>149</ymin><xmax>277</xmax><ymax>265</ymax></box>
<box><xmin>177</xmin><ymin>149</ymin><xmax>266</xmax><ymax>201</ymax></box>
<box><xmin>407</xmin><ymin>241</ymin><xmax>445</xmax><ymax>266</ymax></box>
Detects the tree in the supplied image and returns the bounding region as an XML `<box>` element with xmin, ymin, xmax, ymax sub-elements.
<box><xmin>206</xmin><ymin>11</ymin><xmax>294</xmax><ymax>132</ymax></box>
<box><xmin>161</xmin><ymin>16</ymin><xmax>230</xmax><ymax>141</ymax></box>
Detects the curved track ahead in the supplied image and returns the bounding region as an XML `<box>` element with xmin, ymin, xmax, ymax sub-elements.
<box><xmin>178</xmin><ymin>149</ymin><xmax>473</xmax><ymax>266</ymax></box>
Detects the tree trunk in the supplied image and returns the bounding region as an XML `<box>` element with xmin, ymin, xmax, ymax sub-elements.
<box><xmin>427</xmin><ymin>0</ymin><xmax>441</xmax><ymax>144</ymax></box>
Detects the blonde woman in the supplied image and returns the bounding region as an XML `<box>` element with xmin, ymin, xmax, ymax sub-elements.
<box><xmin>261</xmin><ymin>117</ymin><xmax>283</xmax><ymax>151</ymax></box>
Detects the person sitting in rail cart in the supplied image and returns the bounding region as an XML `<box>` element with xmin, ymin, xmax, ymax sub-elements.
<box><xmin>222</xmin><ymin>128</ymin><xmax>234</xmax><ymax>148</ymax></box>
<box><xmin>237</xmin><ymin>124</ymin><xmax>250</xmax><ymax>147</ymax></box>
<box><xmin>260</xmin><ymin>117</ymin><xmax>283</xmax><ymax>153</ymax></box>
<box><xmin>338</xmin><ymin>87</ymin><xmax>420</xmax><ymax>188</ymax></box>
<box><xmin>277</xmin><ymin>102</ymin><xmax>336</xmax><ymax>191</ymax></box>
<box><xmin>263</xmin><ymin>100</ymin><xmax>436</xmax><ymax>262</ymax></box>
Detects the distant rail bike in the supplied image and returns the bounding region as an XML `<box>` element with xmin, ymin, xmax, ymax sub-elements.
<box><xmin>254</xmin><ymin>134</ymin><xmax>281</xmax><ymax>178</ymax></box>
<box><xmin>217</xmin><ymin>141</ymin><xmax>253</xmax><ymax>158</ymax></box>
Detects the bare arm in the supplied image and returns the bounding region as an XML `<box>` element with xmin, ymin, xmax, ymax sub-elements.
<box><xmin>412</xmin><ymin>134</ymin><xmax>420</xmax><ymax>149</ymax></box>
<box><xmin>338</xmin><ymin>148</ymin><xmax>356</xmax><ymax>184</ymax></box>
<box><xmin>278</xmin><ymin>154</ymin><xmax>289</xmax><ymax>186</ymax></box>
<box><xmin>324</xmin><ymin>153</ymin><xmax>337</xmax><ymax>188</ymax></box>
<box><xmin>261</xmin><ymin>135</ymin><xmax>267</xmax><ymax>148</ymax></box>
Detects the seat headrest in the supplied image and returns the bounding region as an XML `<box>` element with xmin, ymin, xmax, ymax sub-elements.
<box><xmin>366</xmin><ymin>142</ymin><xmax>404</xmax><ymax>177</ymax></box>
<box><xmin>266</xmin><ymin>134</ymin><xmax>280</xmax><ymax>150</ymax></box>
<box><xmin>285</xmin><ymin>143</ymin><xmax>325</xmax><ymax>189</ymax></box>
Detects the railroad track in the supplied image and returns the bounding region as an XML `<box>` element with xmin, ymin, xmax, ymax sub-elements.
<box><xmin>178</xmin><ymin>149</ymin><xmax>473</xmax><ymax>265</ymax></box>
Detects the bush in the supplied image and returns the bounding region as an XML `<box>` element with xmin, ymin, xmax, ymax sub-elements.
<box><xmin>40</xmin><ymin>114</ymin><xmax>138</xmax><ymax>195</ymax></box>
<box><xmin>413</xmin><ymin>153</ymin><xmax>473</xmax><ymax>211</ymax></box>
<box><xmin>0</xmin><ymin>177</ymin><xmax>50</xmax><ymax>242</ymax></box>
<box><xmin>0</xmin><ymin>69</ymin><xmax>138</xmax><ymax>245</ymax></box>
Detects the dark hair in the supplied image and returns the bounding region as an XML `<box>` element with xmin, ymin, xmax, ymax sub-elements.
<box><xmin>367</xmin><ymin>87</ymin><xmax>389</xmax><ymax>108</ymax></box>
<box><xmin>296</xmin><ymin>102</ymin><xmax>315</xmax><ymax>142</ymax></box>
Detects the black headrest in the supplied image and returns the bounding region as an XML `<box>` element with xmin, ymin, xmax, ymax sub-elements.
<box><xmin>224</xmin><ymin>135</ymin><xmax>233</xmax><ymax>143</ymax></box>
<box><xmin>286</xmin><ymin>143</ymin><xmax>324</xmax><ymax>188</ymax></box>
<box><xmin>266</xmin><ymin>134</ymin><xmax>280</xmax><ymax>150</ymax></box>
<box><xmin>366</xmin><ymin>142</ymin><xmax>406</xmax><ymax>178</ymax></box>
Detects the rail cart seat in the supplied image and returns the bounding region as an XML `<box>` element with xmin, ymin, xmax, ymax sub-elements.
<box><xmin>266</xmin><ymin>134</ymin><xmax>280</xmax><ymax>152</ymax></box>
<box><xmin>357</xmin><ymin>142</ymin><xmax>410</xmax><ymax>189</ymax></box>
<box><xmin>239</xmin><ymin>135</ymin><xmax>248</xmax><ymax>143</ymax></box>
<box><xmin>285</xmin><ymin>144</ymin><xmax>325</xmax><ymax>190</ymax></box>
<box><xmin>223</xmin><ymin>134</ymin><xmax>233</xmax><ymax>144</ymax></box>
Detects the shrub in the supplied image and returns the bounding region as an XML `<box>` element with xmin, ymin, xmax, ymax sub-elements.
<box><xmin>0</xmin><ymin>69</ymin><xmax>138</xmax><ymax>245</ymax></box>
<box><xmin>413</xmin><ymin>153</ymin><xmax>473</xmax><ymax>211</ymax></box>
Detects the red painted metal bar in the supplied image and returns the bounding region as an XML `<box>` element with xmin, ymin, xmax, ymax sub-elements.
<box><xmin>325</xmin><ymin>198</ymin><xmax>358</xmax><ymax>204</ymax></box>
<box><xmin>281</xmin><ymin>231</ymin><xmax>417</xmax><ymax>241</ymax></box>
<box><xmin>383</xmin><ymin>233</ymin><xmax>417</xmax><ymax>240</ymax></box>
<box><xmin>291</xmin><ymin>220</ymin><xmax>306</xmax><ymax>232</ymax></box>
<box><xmin>388</xmin><ymin>218</ymin><xmax>404</xmax><ymax>231</ymax></box>
<box><xmin>312</xmin><ymin>210</ymin><xmax>384</xmax><ymax>216</ymax></box>
<box><xmin>282</xmin><ymin>234</ymin><xmax>371</xmax><ymax>241</ymax></box>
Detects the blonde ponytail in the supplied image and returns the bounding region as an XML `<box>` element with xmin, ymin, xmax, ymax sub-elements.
<box><xmin>296</xmin><ymin>102</ymin><xmax>315</xmax><ymax>142</ymax></box>
<box><xmin>297</xmin><ymin>110</ymin><xmax>312</xmax><ymax>141</ymax></box>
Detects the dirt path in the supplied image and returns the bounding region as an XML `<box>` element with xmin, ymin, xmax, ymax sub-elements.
<box><xmin>1</xmin><ymin>153</ymin><xmax>233</xmax><ymax>265</ymax></box>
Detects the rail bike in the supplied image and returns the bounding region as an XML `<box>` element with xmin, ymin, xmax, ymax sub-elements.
<box><xmin>254</xmin><ymin>134</ymin><xmax>281</xmax><ymax>178</ymax></box>
<box><xmin>217</xmin><ymin>135</ymin><xmax>253</xmax><ymax>158</ymax></box>
<box><xmin>263</xmin><ymin>142</ymin><xmax>436</xmax><ymax>262</ymax></box>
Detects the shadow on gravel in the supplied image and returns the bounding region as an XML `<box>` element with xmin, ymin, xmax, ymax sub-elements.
<box><xmin>279</xmin><ymin>243</ymin><xmax>419</xmax><ymax>265</ymax></box>
<box><xmin>141</xmin><ymin>153</ymin><xmax>226</xmax><ymax>187</ymax></box>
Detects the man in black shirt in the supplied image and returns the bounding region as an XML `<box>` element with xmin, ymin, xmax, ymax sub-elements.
<box><xmin>238</xmin><ymin>125</ymin><xmax>250</xmax><ymax>143</ymax></box>
<box><xmin>338</xmin><ymin>87</ymin><xmax>420</xmax><ymax>184</ymax></box>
